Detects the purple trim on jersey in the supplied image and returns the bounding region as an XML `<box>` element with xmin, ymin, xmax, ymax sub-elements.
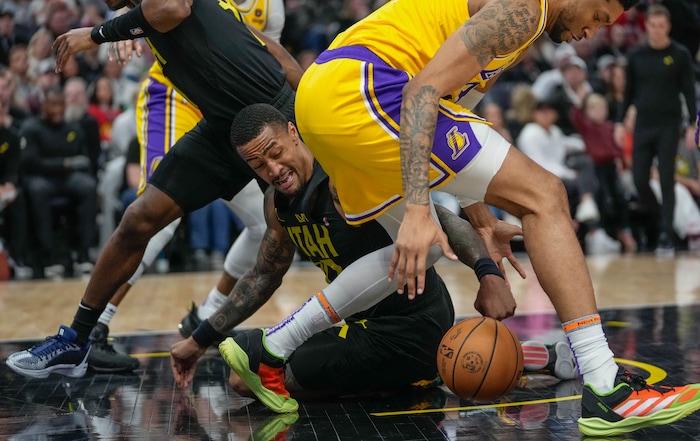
<box><xmin>432</xmin><ymin>106</ymin><xmax>483</xmax><ymax>174</ymax></box>
<box><xmin>143</xmin><ymin>78</ymin><xmax>169</xmax><ymax>181</ymax></box>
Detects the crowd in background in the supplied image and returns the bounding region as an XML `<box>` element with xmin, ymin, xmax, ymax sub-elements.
<box><xmin>0</xmin><ymin>0</ymin><xmax>699</xmax><ymax>280</ymax></box>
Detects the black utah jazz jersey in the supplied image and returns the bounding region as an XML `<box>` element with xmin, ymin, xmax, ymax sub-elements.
<box><xmin>274</xmin><ymin>162</ymin><xmax>448</xmax><ymax>318</ymax></box>
<box><xmin>144</xmin><ymin>0</ymin><xmax>287</xmax><ymax>129</ymax></box>
<box><xmin>275</xmin><ymin>161</ymin><xmax>393</xmax><ymax>284</ymax></box>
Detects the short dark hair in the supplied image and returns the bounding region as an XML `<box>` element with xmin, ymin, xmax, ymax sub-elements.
<box><xmin>230</xmin><ymin>103</ymin><xmax>289</xmax><ymax>149</ymax></box>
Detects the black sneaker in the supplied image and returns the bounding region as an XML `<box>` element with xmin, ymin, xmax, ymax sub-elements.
<box><xmin>219</xmin><ymin>329</ymin><xmax>298</xmax><ymax>413</ymax></box>
<box><xmin>87</xmin><ymin>323</ymin><xmax>140</xmax><ymax>373</ymax></box>
<box><xmin>578</xmin><ymin>366</ymin><xmax>700</xmax><ymax>436</ymax></box>
<box><xmin>178</xmin><ymin>301</ymin><xmax>238</xmax><ymax>344</ymax></box>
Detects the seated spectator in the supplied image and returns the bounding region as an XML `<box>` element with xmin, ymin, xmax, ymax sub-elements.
<box><xmin>119</xmin><ymin>137</ymin><xmax>140</xmax><ymax>217</ymax></box>
<box><xmin>571</xmin><ymin>93</ymin><xmax>636</xmax><ymax>253</ymax></box>
<box><xmin>0</xmin><ymin>70</ymin><xmax>31</xmax><ymax>279</ymax></box>
<box><xmin>188</xmin><ymin>199</ymin><xmax>240</xmax><ymax>271</ymax></box>
<box><xmin>518</xmin><ymin>99</ymin><xmax>620</xmax><ymax>255</ymax></box>
<box><xmin>20</xmin><ymin>87</ymin><xmax>98</xmax><ymax>278</ymax></box>
<box><xmin>675</xmin><ymin>128</ymin><xmax>700</xmax><ymax>206</ymax></box>
<box><xmin>547</xmin><ymin>55</ymin><xmax>592</xmax><ymax>136</ymax></box>
<box><xmin>87</xmin><ymin>75</ymin><xmax>121</xmax><ymax>149</ymax></box>
<box><xmin>64</xmin><ymin>77</ymin><xmax>101</xmax><ymax>172</ymax></box>
<box><xmin>504</xmin><ymin>84</ymin><xmax>537</xmax><ymax>143</ymax></box>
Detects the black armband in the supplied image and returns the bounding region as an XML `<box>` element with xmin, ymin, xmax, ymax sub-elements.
<box><xmin>473</xmin><ymin>258</ymin><xmax>505</xmax><ymax>281</ymax></box>
<box><xmin>90</xmin><ymin>5</ymin><xmax>156</xmax><ymax>44</ymax></box>
<box><xmin>190</xmin><ymin>319</ymin><xmax>225</xmax><ymax>348</ymax></box>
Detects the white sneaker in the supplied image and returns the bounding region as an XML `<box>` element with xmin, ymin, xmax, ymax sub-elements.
<box><xmin>575</xmin><ymin>198</ymin><xmax>600</xmax><ymax>224</ymax></box>
<box><xmin>44</xmin><ymin>264</ymin><xmax>65</xmax><ymax>279</ymax></box>
<box><xmin>585</xmin><ymin>229</ymin><xmax>621</xmax><ymax>255</ymax></box>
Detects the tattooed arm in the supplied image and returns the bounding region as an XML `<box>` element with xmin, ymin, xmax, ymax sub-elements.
<box><xmin>208</xmin><ymin>187</ymin><xmax>297</xmax><ymax>333</ymax></box>
<box><xmin>390</xmin><ymin>0</ymin><xmax>541</xmax><ymax>298</ymax></box>
<box><xmin>435</xmin><ymin>204</ymin><xmax>518</xmax><ymax>320</ymax></box>
<box><xmin>171</xmin><ymin>187</ymin><xmax>296</xmax><ymax>388</ymax></box>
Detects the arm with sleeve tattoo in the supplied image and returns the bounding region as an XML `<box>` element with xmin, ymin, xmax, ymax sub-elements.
<box><xmin>435</xmin><ymin>204</ymin><xmax>518</xmax><ymax>319</ymax></box>
<box><xmin>391</xmin><ymin>0</ymin><xmax>540</xmax><ymax>296</ymax></box>
<box><xmin>207</xmin><ymin>188</ymin><xmax>297</xmax><ymax>334</ymax></box>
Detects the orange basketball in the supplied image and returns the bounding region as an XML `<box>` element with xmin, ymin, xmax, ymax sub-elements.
<box><xmin>437</xmin><ymin>317</ymin><xmax>523</xmax><ymax>402</ymax></box>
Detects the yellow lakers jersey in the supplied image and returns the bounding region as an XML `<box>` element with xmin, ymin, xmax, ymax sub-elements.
<box><xmin>329</xmin><ymin>0</ymin><xmax>547</xmax><ymax>102</ymax></box>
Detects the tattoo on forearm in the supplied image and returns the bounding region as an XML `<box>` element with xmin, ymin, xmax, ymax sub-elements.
<box><xmin>460</xmin><ymin>0</ymin><xmax>538</xmax><ymax>67</ymax></box>
<box><xmin>401</xmin><ymin>85</ymin><xmax>440</xmax><ymax>205</ymax></box>
<box><xmin>435</xmin><ymin>204</ymin><xmax>489</xmax><ymax>268</ymax></box>
<box><xmin>208</xmin><ymin>228</ymin><xmax>296</xmax><ymax>333</ymax></box>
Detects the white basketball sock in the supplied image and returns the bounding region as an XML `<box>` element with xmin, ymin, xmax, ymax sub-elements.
<box><xmin>97</xmin><ymin>303</ymin><xmax>118</xmax><ymax>326</ymax></box>
<box><xmin>198</xmin><ymin>288</ymin><xmax>228</xmax><ymax>320</ymax></box>
<box><xmin>564</xmin><ymin>314</ymin><xmax>618</xmax><ymax>393</ymax></box>
<box><xmin>264</xmin><ymin>294</ymin><xmax>338</xmax><ymax>359</ymax></box>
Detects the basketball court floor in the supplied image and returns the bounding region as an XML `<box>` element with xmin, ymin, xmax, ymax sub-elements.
<box><xmin>1</xmin><ymin>252</ymin><xmax>700</xmax><ymax>440</ymax></box>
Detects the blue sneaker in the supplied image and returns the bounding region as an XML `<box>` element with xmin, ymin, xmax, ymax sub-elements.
<box><xmin>5</xmin><ymin>325</ymin><xmax>91</xmax><ymax>379</ymax></box>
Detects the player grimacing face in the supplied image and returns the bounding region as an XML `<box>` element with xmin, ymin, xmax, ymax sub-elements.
<box><xmin>548</xmin><ymin>0</ymin><xmax>624</xmax><ymax>43</ymax></box>
<box><xmin>237</xmin><ymin>123</ymin><xmax>315</xmax><ymax>197</ymax></box>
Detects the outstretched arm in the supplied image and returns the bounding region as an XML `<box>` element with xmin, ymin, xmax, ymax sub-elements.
<box><xmin>171</xmin><ymin>188</ymin><xmax>296</xmax><ymax>388</ymax></box>
<box><xmin>391</xmin><ymin>0</ymin><xmax>540</xmax><ymax>297</ymax></box>
<box><xmin>435</xmin><ymin>204</ymin><xmax>519</xmax><ymax>319</ymax></box>
<box><xmin>53</xmin><ymin>0</ymin><xmax>192</xmax><ymax>71</ymax></box>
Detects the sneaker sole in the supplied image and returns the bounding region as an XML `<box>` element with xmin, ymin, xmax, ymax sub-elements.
<box><xmin>552</xmin><ymin>341</ymin><xmax>577</xmax><ymax>381</ymax></box>
<box><xmin>6</xmin><ymin>357</ymin><xmax>88</xmax><ymax>379</ymax></box>
<box><xmin>219</xmin><ymin>338</ymin><xmax>298</xmax><ymax>413</ymax></box>
<box><xmin>578</xmin><ymin>398</ymin><xmax>700</xmax><ymax>436</ymax></box>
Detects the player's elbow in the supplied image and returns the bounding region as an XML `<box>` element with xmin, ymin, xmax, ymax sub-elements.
<box><xmin>157</xmin><ymin>0</ymin><xmax>191</xmax><ymax>29</ymax></box>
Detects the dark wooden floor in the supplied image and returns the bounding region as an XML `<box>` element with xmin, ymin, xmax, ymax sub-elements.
<box><xmin>2</xmin><ymin>253</ymin><xmax>700</xmax><ymax>440</ymax></box>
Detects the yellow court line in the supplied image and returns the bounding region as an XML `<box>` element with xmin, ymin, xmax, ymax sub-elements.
<box><xmin>371</xmin><ymin>358</ymin><xmax>666</xmax><ymax>417</ymax></box>
<box><xmin>130</xmin><ymin>351</ymin><xmax>172</xmax><ymax>358</ymax></box>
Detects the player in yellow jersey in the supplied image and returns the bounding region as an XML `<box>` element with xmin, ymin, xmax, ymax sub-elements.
<box><xmin>84</xmin><ymin>0</ymin><xmax>287</xmax><ymax>374</ymax></box>
<box><xmin>224</xmin><ymin>0</ymin><xmax>700</xmax><ymax>436</ymax></box>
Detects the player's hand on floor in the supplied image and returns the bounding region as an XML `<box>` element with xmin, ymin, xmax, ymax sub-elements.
<box><xmin>474</xmin><ymin>274</ymin><xmax>517</xmax><ymax>320</ymax></box>
<box><xmin>390</xmin><ymin>205</ymin><xmax>457</xmax><ymax>298</ymax></box>
<box><xmin>170</xmin><ymin>337</ymin><xmax>207</xmax><ymax>389</ymax></box>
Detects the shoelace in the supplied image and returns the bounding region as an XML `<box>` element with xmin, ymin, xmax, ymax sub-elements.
<box><xmin>622</xmin><ymin>370</ymin><xmax>675</xmax><ymax>394</ymax></box>
<box><xmin>29</xmin><ymin>335</ymin><xmax>74</xmax><ymax>360</ymax></box>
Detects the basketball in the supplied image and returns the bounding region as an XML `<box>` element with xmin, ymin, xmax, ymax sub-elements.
<box><xmin>437</xmin><ymin>317</ymin><xmax>523</xmax><ymax>402</ymax></box>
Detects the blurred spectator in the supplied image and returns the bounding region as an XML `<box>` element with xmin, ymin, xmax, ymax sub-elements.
<box><xmin>571</xmin><ymin>93</ymin><xmax>636</xmax><ymax>253</ymax></box>
<box><xmin>675</xmin><ymin>131</ymin><xmax>700</xmax><ymax>205</ymax></box>
<box><xmin>518</xmin><ymin>99</ymin><xmax>621</xmax><ymax>254</ymax></box>
<box><xmin>605</xmin><ymin>63</ymin><xmax>626</xmax><ymax>123</ymax></box>
<box><xmin>20</xmin><ymin>87</ymin><xmax>97</xmax><ymax>277</ymax></box>
<box><xmin>43</xmin><ymin>0</ymin><xmax>75</xmax><ymax>37</ymax></box>
<box><xmin>596</xmin><ymin>23</ymin><xmax>631</xmax><ymax>60</ymax></box>
<box><xmin>504</xmin><ymin>83</ymin><xmax>537</xmax><ymax>143</ymax></box>
<box><xmin>531</xmin><ymin>43</ymin><xmax>576</xmax><ymax>101</ymax></box>
<box><xmin>590</xmin><ymin>54</ymin><xmax>616</xmax><ymax>95</ymax></box>
<box><xmin>59</xmin><ymin>54</ymin><xmax>80</xmax><ymax>85</ymax></box>
<box><xmin>64</xmin><ymin>77</ymin><xmax>101</xmax><ymax>171</ymax></box>
<box><xmin>188</xmin><ymin>199</ymin><xmax>239</xmax><ymax>271</ymax></box>
<box><xmin>119</xmin><ymin>136</ymin><xmax>140</xmax><ymax>216</ymax></box>
<box><xmin>8</xmin><ymin>44</ymin><xmax>40</xmax><ymax>114</ymax></box>
<box><xmin>0</xmin><ymin>67</ymin><xmax>31</xmax><ymax>278</ymax></box>
<box><xmin>1</xmin><ymin>64</ymin><xmax>29</xmax><ymax>131</ymax></box>
<box><xmin>547</xmin><ymin>55</ymin><xmax>592</xmax><ymax>135</ymax></box>
<box><xmin>616</xmin><ymin>3</ymin><xmax>697</xmax><ymax>255</ymax></box>
<box><xmin>482</xmin><ymin>102</ymin><xmax>513</xmax><ymax>144</ymax></box>
<box><xmin>87</xmin><ymin>75</ymin><xmax>120</xmax><ymax>148</ymax></box>
<box><xmin>0</xmin><ymin>2</ymin><xmax>31</xmax><ymax>66</ymax></box>
<box><xmin>26</xmin><ymin>27</ymin><xmax>54</xmax><ymax>79</ymax></box>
